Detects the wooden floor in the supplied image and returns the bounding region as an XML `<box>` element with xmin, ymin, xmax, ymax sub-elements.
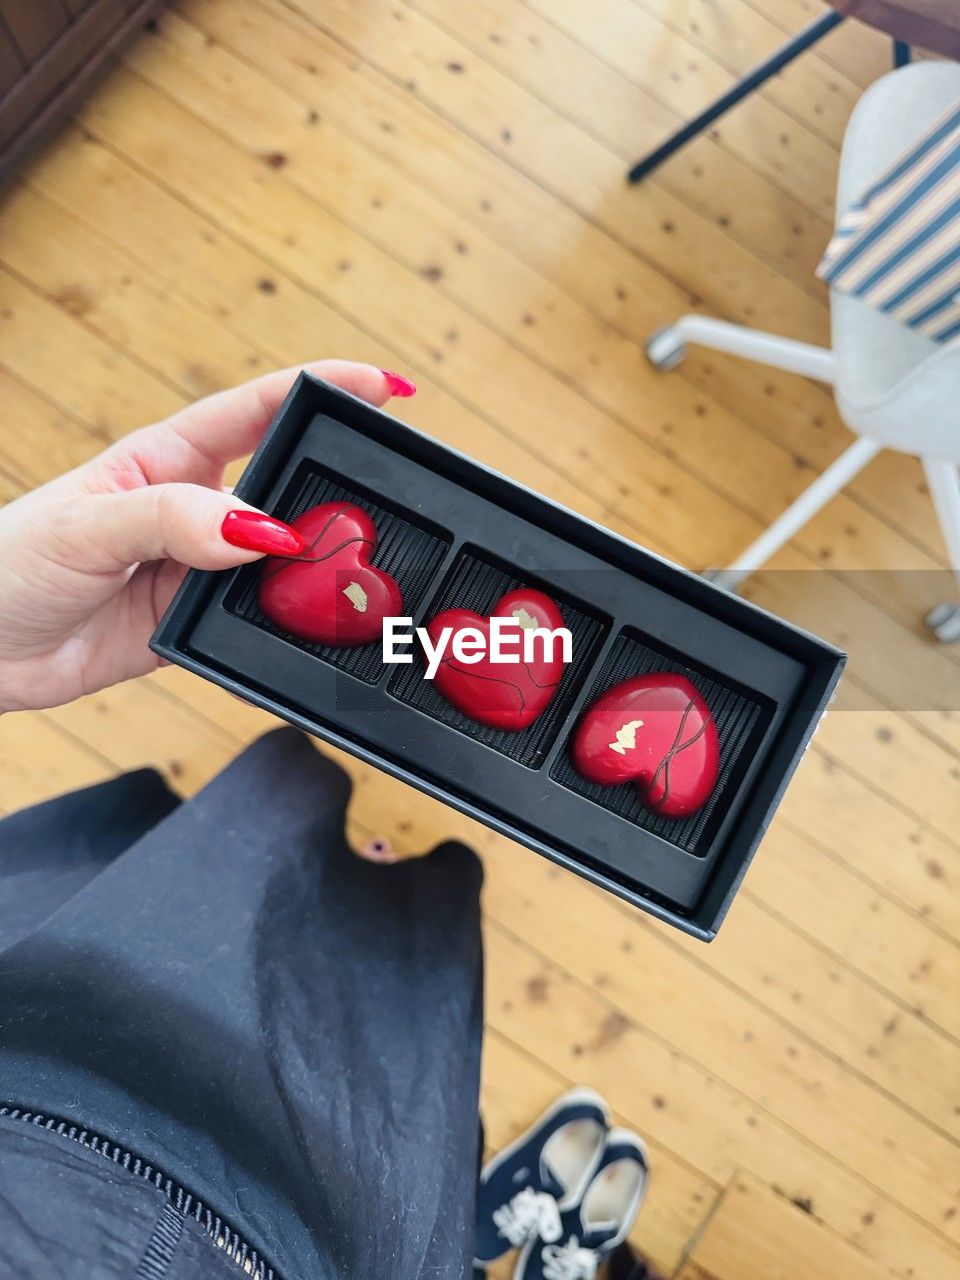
<box><xmin>1</xmin><ymin>1</ymin><xmax>959</xmax><ymax>1276</ymax></box>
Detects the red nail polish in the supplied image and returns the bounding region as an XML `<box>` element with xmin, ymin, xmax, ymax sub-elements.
<box><xmin>221</xmin><ymin>510</ymin><xmax>305</xmax><ymax>556</ymax></box>
<box><xmin>381</xmin><ymin>369</ymin><xmax>417</xmax><ymax>398</ymax></box>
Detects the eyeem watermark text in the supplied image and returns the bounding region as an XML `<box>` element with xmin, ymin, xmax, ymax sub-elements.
<box><xmin>383</xmin><ymin>617</ymin><xmax>572</xmax><ymax>679</ymax></box>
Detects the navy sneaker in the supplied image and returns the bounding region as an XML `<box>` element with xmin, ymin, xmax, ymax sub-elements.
<box><xmin>475</xmin><ymin>1089</ymin><xmax>610</xmax><ymax>1265</ymax></box>
<box><xmin>514</xmin><ymin>1130</ymin><xmax>649</xmax><ymax>1280</ymax></box>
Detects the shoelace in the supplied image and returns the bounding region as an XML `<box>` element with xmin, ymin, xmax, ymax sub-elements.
<box><xmin>492</xmin><ymin>1187</ymin><xmax>563</xmax><ymax>1246</ymax></box>
<box><xmin>541</xmin><ymin>1237</ymin><xmax>599</xmax><ymax>1280</ymax></box>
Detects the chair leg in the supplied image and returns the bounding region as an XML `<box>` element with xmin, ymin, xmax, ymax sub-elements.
<box><xmin>711</xmin><ymin>438</ymin><xmax>883</xmax><ymax>591</ymax></box>
<box><xmin>923</xmin><ymin>460</ymin><xmax>960</xmax><ymax>582</ymax></box>
<box><xmin>922</xmin><ymin>460</ymin><xmax>960</xmax><ymax>641</ymax></box>
<box><xmin>647</xmin><ymin>315</ymin><xmax>836</xmax><ymax>382</ymax></box>
<box><xmin>627</xmin><ymin>10</ymin><xmax>845</xmax><ymax>183</ymax></box>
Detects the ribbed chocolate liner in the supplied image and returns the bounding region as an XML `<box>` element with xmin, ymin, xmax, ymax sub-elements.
<box><xmin>551</xmin><ymin>629</ymin><xmax>770</xmax><ymax>855</ymax></box>
<box><xmin>388</xmin><ymin>548</ymin><xmax>609</xmax><ymax>768</ymax></box>
<box><xmin>225</xmin><ymin>463</ymin><xmax>451</xmax><ymax>685</ymax></box>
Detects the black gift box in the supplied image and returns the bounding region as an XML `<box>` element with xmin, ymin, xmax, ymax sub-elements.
<box><xmin>151</xmin><ymin>374</ymin><xmax>844</xmax><ymax>940</ymax></box>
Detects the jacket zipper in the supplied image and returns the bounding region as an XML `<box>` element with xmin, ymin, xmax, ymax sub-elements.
<box><xmin>0</xmin><ymin>1105</ymin><xmax>279</xmax><ymax>1280</ymax></box>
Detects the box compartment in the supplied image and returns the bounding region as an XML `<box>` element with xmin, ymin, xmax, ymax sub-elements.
<box><xmin>388</xmin><ymin>546</ymin><xmax>609</xmax><ymax>769</ymax></box>
<box><xmin>551</xmin><ymin>628</ymin><xmax>770</xmax><ymax>856</ymax></box>
<box><xmin>224</xmin><ymin>460</ymin><xmax>451</xmax><ymax>684</ymax></box>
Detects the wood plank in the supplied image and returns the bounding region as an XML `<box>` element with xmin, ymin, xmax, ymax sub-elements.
<box><xmin>776</xmin><ymin>747</ymin><xmax>960</xmax><ymax>941</ymax></box>
<box><xmin>279</xmin><ymin>0</ymin><xmax>959</xmax><ymax>572</ymax></box>
<box><xmin>408</xmin><ymin>0</ymin><xmax>846</xmax><ymax>224</ymax></box>
<box><xmin>689</xmin><ymin>1171</ymin><xmax>891</xmax><ymax>1280</ymax></box>
<box><xmin>386</xmin><ymin>0</ymin><xmax>835</xmax><ymax>284</ymax></box>
<box><xmin>23</xmin><ymin>79</ymin><xmax>774</xmax><ymax>565</ymax></box>
<box><xmin>417</xmin><ymin>2</ymin><xmax>947</xmax><ymax>568</ymax></box>
<box><xmin>0</xmin><ymin>265</ymin><xmax>182</xmax><ymax>428</ymax></box>
<box><xmin>0</xmin><ymin>459</ymin><xmax>30</xmax><ymax>505</ymax></box>
<box><xmin>0</xmin><ymin>179</ymin><xmax>611</xmax><ymax>527</ymax></box>
<box><xmin>749</xmin><ymin>823</ymin><xmax>960</xmax><ymax>1041</ymax></box>
<box><xmin>622</xmin><ymin>0</ymin><xmax>862</xmax><ymax>143</ymax></box>
<box><xmin>675</xmin><ymin>1265</ymin><xmax>716</xmax><ymax>1280</ymax></box>
<box><xmin>669</xmin><ymin>894</ymin><xmax>960</xmax><ymax>1138</ymax></box>
<box><xmin>0</xmin><ymin>187</ymin><xmax>267</xmax><ymax>401</ymax></box>
<box><xmin>273</xmin><ymin>0</ymin><xmax>831</xmax><ymax>342</ymax></box>
<box><xmin>0</xmin><ymin>712</ymin><xmax>112</xmax><ymax>810</ymax></box>
<box><xmin>423</xmin><ymin>0</ymin><xmax>851</xmax><ymax>196</ymax></box>
<box><xmin>810</xmin><ymin>705</ymin><xmax>960</xmax><ymax>850</ymax></box>
<box><xmin>0</xmin><ymin>367</ymin><xmax>109</xmax><ymax>483</ymax></box>
<box><xmin>175</xmin><ymin>0</ymin><xmax>957</xmax><ymax>560</ymax></box>
<box><xmin>135</xmin><ymin>7</ymin><xmax>842</xmax><ymax>517</ymax></box>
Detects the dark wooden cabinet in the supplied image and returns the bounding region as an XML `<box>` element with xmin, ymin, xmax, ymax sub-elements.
<box><xmin>0</xmin><ymin>0</ymin><xmax>166</xmax><ymax>186</ymax></box>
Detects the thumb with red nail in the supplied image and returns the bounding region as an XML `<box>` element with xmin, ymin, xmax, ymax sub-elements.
<box><xmin>0</xmin><ymin>361</ymin><xmax>415</xmax><ymax>713</ymax></box>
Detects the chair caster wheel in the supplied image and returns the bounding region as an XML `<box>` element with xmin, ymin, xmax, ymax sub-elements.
<box><xmin>646</xmin><ymin>326</ymin><xmax>686</xmax><ymax>371</ymax></box>
<box><xmin>926</xmin><ymin>602</ymin><xmax>960</xmax><ymax>643</ymax></box>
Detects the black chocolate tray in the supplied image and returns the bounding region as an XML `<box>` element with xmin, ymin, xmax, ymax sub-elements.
<box><xmin>152</xmin><ymin>375</ymin><xmax>844</xmax><ymax>940</ymax></box>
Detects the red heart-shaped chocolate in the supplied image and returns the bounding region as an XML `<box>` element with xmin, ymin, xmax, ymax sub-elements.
<box><xmin>257</xmin><ymin>502</ymin><xmax>402</xmax><ymax>647</ymax></box>
<box><xmin>427</xmin><ymin>588</ymin><xmax>569</xmax><ymax>731</ymax></box>
<box><xmin>572</xmin><ymin>673</ymin><xmax>719</xmax><ymax>817</ymax></box>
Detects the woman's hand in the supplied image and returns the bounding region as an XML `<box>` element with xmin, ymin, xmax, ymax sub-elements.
<box><xmin>0</xmin><ymin>361</ymin><xmax>415</xmax><ymax>713</ymax></box>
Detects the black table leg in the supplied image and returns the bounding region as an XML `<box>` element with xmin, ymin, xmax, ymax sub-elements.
<box><xmin>627</xmin><ymin>10</ymin><xmax>845</xmax><ymax>184</ymax></box>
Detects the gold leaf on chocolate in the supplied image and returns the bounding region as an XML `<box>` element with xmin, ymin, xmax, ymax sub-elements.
<box><xmin>343</xmin><ymin>581</ymin><xmax>368</xmax><ymax>613</ymax></box>
<box><xmin>511</xmin><ymin>606</ymin><xmax>538</xmax><ymax>630</ymax></box>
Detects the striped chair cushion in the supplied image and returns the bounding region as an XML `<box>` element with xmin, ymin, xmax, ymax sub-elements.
<box><xmin>818</xmin><ymin>97</ymin><xmax>960</xmax><ymax>344</ymax></box>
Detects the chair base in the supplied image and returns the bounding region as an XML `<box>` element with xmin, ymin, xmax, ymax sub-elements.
<box><xmin>647</xmin><ymin>316</ymin><xmax>835</xmax><ymax>382</ymax></box>
<box><xmin>648</xmin><ymin>318</ymin><xmax>960</xmax><ymax>642</ymax></box>
<box><xmin>926</xmin><ymin>603</ymin><xmax>960</xmax><ymax>643</ymax></box>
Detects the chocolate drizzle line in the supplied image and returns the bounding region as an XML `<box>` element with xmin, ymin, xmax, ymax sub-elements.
<box><xmin>643</xmin><ymin>696</ymin><xmax>708</xmax><ymax>812</ymax></box>
<box><xmin>437</xmin><ymin>654</ymin><xmax>562</xmax><ymax>714</ymax></box>
<box><xmin>259</xmin><ymin>505</ymin><xmax>374</xmax><ymax>583</ymax></box>
<box><xmin>438</xmin><ymin>658</ymin><xmax>528</xmax><ymax>712</ymax></box>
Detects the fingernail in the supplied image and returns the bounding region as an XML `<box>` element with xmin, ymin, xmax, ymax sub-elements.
<box><xmin>221</xmin><ymin>509</ymin><xmax>305</xmax><ymax>556</ymax></box>
<box><xmin>381</xmin><ymin>369</ymin><xmax>417</xmax><ymax>398</ymax></box>
<box><xmin>359</xmin><ymin>836</ymin><xmax>397</xmax><ymax>864</ymax></box>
